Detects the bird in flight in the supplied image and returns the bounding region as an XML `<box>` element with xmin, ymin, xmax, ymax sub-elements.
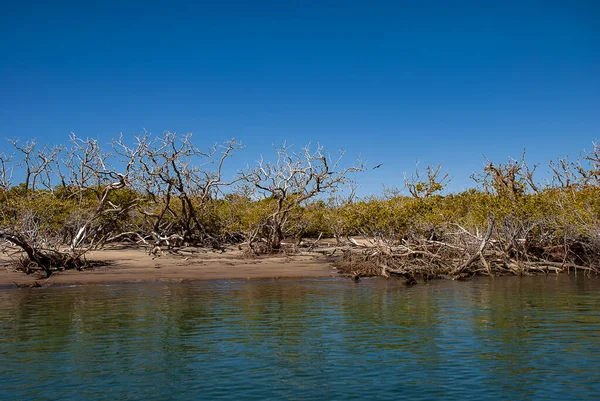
<box><xmin>372</xmin><ymin>163</ymin><xmax>383</xmax><ymax>169</ymax></box>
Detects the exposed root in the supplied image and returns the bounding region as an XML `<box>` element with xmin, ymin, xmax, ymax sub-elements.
<box><xmin>331</xmin><ymin>216</ymin><xmax>600</xmax><ymax>283</ymax></box>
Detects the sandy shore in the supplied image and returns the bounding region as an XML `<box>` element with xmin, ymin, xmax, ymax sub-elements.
<box><xmin>0</xmin><ymin>245</ymin><xmax>339</xmax><ymax>288</ymax></box>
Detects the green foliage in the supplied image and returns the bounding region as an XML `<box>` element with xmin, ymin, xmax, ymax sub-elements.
<box><xmin>1</xmin><ymin>178</ymin><xmax>599</xmax><ymax>251</ymax></box>
<box><xmin>1</xmin><ymin>138</ymin><xmax>599</xmax><ymax>262</ymax></box>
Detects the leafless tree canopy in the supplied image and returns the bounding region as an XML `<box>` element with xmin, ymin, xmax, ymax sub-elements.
<box><xmin>241</xmin><ymin>143</ymin><xmax>363</xmax><ymax>251</ymax></box>
<box><xmin>0</xmin><ymin>133</ymin><xmax>598</xmax><ymax>283</ymax></box>
<box><xmin>404</xmin><ymin>161</ymin><xmax>450</xmax><ymax>198</ymax></box>
<box><xmin>0</xmin><ymin>132</ymin><xmax>242</xmax><ymax>275</ymax></box>
<box><xmin>123</xmin><ymin>131</ymin><xmax>242</xmax><ymax>246</ymax></box>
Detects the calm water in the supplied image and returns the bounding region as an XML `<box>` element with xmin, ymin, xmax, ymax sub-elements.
<box><xmin>1</xmin><ymin>275</ymin><xmax>599</xmax><ymax>400</ymax></box>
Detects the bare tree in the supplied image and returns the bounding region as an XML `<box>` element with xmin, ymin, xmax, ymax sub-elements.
<box><xmin>241</xmin><ymin>143</ymin><xmax>363</xmax><ymax>252</ymax></box>
<box><xmin>0</xmin><ymin>152</ymin><xmax>14</xmax><ymax>195</ymax></box>
<box><xmin>581</xmin><ymin>141</ymin><xmax>600</xmax><ymax>186</ymax></box>
<box><xmin>549</xmin><ymin>156</ymin><xmax>580</xmax><ymax>191</ymax></box>
<box><xmin>125</xmin><ymin>131</ymin><xmax>242</xmax><ymax>246</ymax></box>
<box><xmin>7</xmin><ymin>139</ymin><xmax>63</xmax><ymax>193</ymax></box>
<box><xmin>470</xmin><ymin>151</ymin><xmax>539</xmax><ymax>201</ymax></box>
<box><xmin>66</xmin><ymin>134</ymin><xmax>141</xmax><ymax>250</ymax></box>
<box><xmin>0</xmin><ymin>134</ymin><xmax>141</xmax><ymax>276</ymax></box>
<box><xmin>404</xmin><ymin>161</ymin><xmax>450</xmax><ymax>198</ymax></box>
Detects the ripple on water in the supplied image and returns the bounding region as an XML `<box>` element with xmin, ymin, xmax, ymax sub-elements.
<box><xmin>1</xmin><ymin>275</ymin><xmax>600</xmax><ymax>400</ymax></box>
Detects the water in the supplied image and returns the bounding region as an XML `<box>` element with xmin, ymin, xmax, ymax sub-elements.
<box><xmin>1</xmin><ymin>275</ymin><xmax>599</xmax><ymax>400</ymax></box>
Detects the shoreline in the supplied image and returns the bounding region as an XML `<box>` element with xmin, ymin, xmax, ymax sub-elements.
<box><xmin>0</xmin><ymin>245</ymin><xmax>338</xmax><ymax>288</ymax></box>
<box><xmin>3</xmin><ymin>242</ymin><xmax>595</xmax><ymax>289</ymax></box>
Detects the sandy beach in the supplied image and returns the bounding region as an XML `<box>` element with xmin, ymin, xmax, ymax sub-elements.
<box><xmin>0</xmin><ymin>245</ymin><xmax>339</xmax><ymax>288</ymax></box>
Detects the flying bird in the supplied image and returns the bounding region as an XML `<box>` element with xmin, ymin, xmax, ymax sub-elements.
<box><xmin>372</xmin><ymin>163</ymin><xmax>383</xmax><ymax>170</ymax></box>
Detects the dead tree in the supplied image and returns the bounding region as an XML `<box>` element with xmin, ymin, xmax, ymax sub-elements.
<box><xmin>0</xmin><ymin>152</ymin><xmax>14</xmax><ymax>200</ymax></box>
<box><xmin>241</xmin><ymin>143</ymin><xmax>363</xmax><ymax>252</ymax></box>
<box><xmin>7</xmin><ymin>139</ymin><xmax>64</xmax><ymax>194</ymax></box>
<box><xmin>404</xmin><ymin>161</ymin><xmax>450</xmax><ymax>199</ymax></box>
<box><xmin>581</xmin><ymin>141</ymin><xmax>600</xmax><ymax>186</ymax></box>
<box><xmin>0</xmin><ymin>134</ymin><xmax>142</xmax><ymax>276</ymax></box>
<box><xmin>60</xmin><ymin>134</ymin><xmax>141</xmax><ymax>250</ymax></box>
<box><xmin>125</xmin><ymin>131</ymin><xmax>241</xmax><ymax>246</ymax></box>
<box><xmin>470</xmin><ymin>151</ymin><xmax>541</xmax><ymax>203</ymax></box>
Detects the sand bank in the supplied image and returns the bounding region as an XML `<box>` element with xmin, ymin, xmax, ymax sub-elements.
<box><xmin>0</xmin><ymin>245</ymin><xmax>338</xmax><ymax>288</ymax></box>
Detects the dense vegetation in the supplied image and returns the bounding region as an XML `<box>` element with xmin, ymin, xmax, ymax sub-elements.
<box><xmin>1</xmin><ymin>133</ymin><xmax>598</xmax><ymax>280</ymax></box>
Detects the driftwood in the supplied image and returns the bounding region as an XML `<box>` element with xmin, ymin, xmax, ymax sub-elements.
<box><xmin>452</xmin><ymin>215</ymin><xmax>495</xmax><ymax>276</ymax></box>
<box><xmin>0</xmin><ymin>231</ymin><xmax>88</xmax><ymax>276</ymax></box>
<box><xmin>334</xmin><ymin>215</ymin><xmax>600</xmax><ymax>281</ymax></box>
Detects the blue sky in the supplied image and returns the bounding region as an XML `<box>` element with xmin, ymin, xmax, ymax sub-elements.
<box><xmin>1</xmin><ymin>0</ymin><xmax>598</xmax><ymax>195</ymax></box>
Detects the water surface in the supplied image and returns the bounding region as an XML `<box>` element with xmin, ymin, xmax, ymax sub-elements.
<box><xmin>1</xmin><ymin>275</ymin><xmax>599</xmax><ymax>400</ymax></box>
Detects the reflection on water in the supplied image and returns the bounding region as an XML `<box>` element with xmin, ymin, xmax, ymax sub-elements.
<box><xmin>1</xmin><ymin>275</ymin><xmax>599</xmax><ymax>400</ymax></box>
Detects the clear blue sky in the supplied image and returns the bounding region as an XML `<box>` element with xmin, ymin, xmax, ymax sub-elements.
<box><xmin>1</xmin><ymin>0</ymin><xmax>598</xmax><ymax>195</ymax></box>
